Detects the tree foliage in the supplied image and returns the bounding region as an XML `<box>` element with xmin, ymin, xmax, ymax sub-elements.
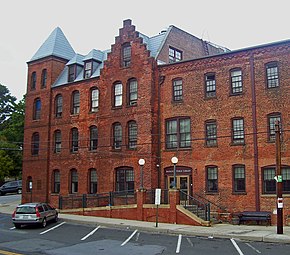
<box><xmin>0</xmin><ymin>84</ymin><xmax>25</xmax><ymax>181</ymax></box>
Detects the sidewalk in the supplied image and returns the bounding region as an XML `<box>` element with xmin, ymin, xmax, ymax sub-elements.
<box><xmin>1</xmin><ymin>199</ymin><xmax>290</xmax><ymax>243</ymax></box>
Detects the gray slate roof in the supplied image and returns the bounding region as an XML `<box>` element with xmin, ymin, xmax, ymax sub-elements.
<box><xmin>30</xmin><ymin>27</ymin><xmax>75</xmax><ymax>62</ymax></box>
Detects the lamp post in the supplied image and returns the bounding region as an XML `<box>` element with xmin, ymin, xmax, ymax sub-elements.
<box><xmin>171</xmin><ymin>156</ymin><xmax>178</xmax><ymax>189</ymax></box>
<box><xmin>138</xmin><ymin>158</ymin><xmax>145</xmax><ymax>190</ymax></box>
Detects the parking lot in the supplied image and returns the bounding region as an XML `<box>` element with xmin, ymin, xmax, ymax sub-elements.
<box><xmin>0</xmin><ymin>213</ymin><xmax>290</xmax><ymax>255</ymax></box>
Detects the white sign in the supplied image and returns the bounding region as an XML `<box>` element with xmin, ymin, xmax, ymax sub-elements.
<box><xmin>29</xmin><ymin>182</ymin><xmax>33</xmax><ymax>190</ymax></box>
<box><xmin>155</xmin><ymin>188</ymin><xmax>161</xmax><ymax>205</ymax></box>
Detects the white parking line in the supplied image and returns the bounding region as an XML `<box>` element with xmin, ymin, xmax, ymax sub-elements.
<box><xmin>39</xmin><ymin>222</ymin><xmax>66</xmax><ymax>235</ymax></box>
<box><xmin>9</xmin><ymin>227</ymin><xmax>16</xmax><ymax>230</ymax></box>
<box><xmin>81</xmin><ymin>226</ymin><xmax>100</xmax><ymax>241</ymax></box>
<box><xmin>176</xmin><ymin>234</ymin><xmax>182</xmax><ymax>253</ymax></box>
<box><xmin>230</xmin><ymin>238</ymin><xmax>244</xmax><ymax>255</ymax></box>
<box><xmin>186</xmin><ymin>237</ymin><xmax>193</xmax><ymax>247</ymax></box>
<box><xmin>121</xmin><ymin>229</ymin><xmax>138</xmax><ymax>246</ymax></box>
<box><xmin>245</xmin><ymin>243</ymin><xmax>261</xmax><ymax>254</ymax></box>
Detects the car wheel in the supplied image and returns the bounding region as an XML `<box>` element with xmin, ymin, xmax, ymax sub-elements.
<box><xmin>14</xmin><ymin>223</ymin><xmax>21</xmax><ymax>229</ymax></box>
<box><xmin>41</xmin><ymin>218</ymin><xmax>47</xmax><ymax>228</ymax></box>
<box><xmin>54</xmin><ymin>214</ymin><xmax>58</xmax><ymax>222</ymax></box>
<box><xmin>17</xmin><ymin>189</ymin><xmax>22</xmax><ymax>194</ymax></box>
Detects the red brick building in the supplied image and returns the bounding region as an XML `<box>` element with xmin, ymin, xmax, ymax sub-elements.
<box><xmin>22</xmin><ymin>20</ymin><xmax>290</xmax><ymax>223</ymax></box>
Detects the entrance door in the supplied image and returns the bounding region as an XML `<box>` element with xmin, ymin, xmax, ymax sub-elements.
<box><xmin>168</xmin><ymin>176</ymin><xmax>190</xmax><ymax>202</ymax></box>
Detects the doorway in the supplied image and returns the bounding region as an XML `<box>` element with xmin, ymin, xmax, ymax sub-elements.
<box><xmin>168</xmin><ymin>175</ymin><xmax>190</xmax><ymax>201</ymax></box>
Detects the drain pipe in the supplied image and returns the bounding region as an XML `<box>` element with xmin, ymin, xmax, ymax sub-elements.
<box><xmin>250</xmin><ymin>53</ymin><xmax>260</xmax><ymax>211</ymax></box>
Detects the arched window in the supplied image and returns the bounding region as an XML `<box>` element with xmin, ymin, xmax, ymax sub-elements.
<box><xmin>41</xmin><ymin>69</ymin><xmax>47</xmax><ymax>88</ymax></box>
<box><xmin>71</xmin><ymin>128</ymin><xmax>79</xmax><ymax>152</ymax></box>
<box><xmin>31</xmin><ymin>132</ymin><xmax>40</xmax><ymax>155</ymax></box>
<box><xmin>122</xmin><ymin>43</ymin><xmax>131</xmax><ymax>67</ymax></box>
<box><xmin>89</xmin><ymin>126</ymin><xmax>98</xmax><ymax>151</ymax></box>
<box><xmin>128</xmin><ymin>120</ymin><xmax>137</xmax><ymax>149</ymax></box>
<box><xmin>52</xmin><ymin>170</ymin><xmax>60</xmax><ymax>193</ymax></box>
<box><xmin>55</xmin><ymin>94</ymin><xmax>63</xmax><ymax>117</ymax></box>
<box><xmin>71</xmin><ymin>91</ymin><xmax>80</xmax><ymax>114</ymax></box>
<box><xmin>54</xmin><ymin>130</ymin><xmax>61</xmax><ymax>153</ymax></box>
<box><xmin>33</xmin><ymin>98</ymin><xmax>41</xmax><ymax>120</ymax></box>
<box><xmin>70</xmin><ymin>169</ymin><xmax>78</xmax><ymax>193</ymax></box>
<box><xmin>112</xmin><ymin>123</ymin><xmax>122</xmax><ymax>149</ymax></box>
<box><xmin>31</xmin><ymin>72</ymin><xmax>36</xmax><ymax>90</ymax></box>
<box><xmin>127</xmin><ymin>79</ymin><xmax>137</xmax><ymax>106</ymax></box>
<box><xmin>90</xmin><ymin>88</ymin><xmax>99</xmax><ymax>112</ymax></box>
<box><xmin>89</xmin><ymin>169</ymin><xmax>97</xmax><ymax>194</ymax></box>
<box><xmin>113</xmin><ymin>82</ymin><xmax>122</xmax><ymax>107</ymax></box>
<box><xmin>115</xmin><ymin>167</ymin><xmax>134</xmax><ymax>191</ymax></box>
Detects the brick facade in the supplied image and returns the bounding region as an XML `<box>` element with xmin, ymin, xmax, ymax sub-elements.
<box><xmin>22</xmin><ymin>20</ymin><xmax>290</xmax><ymax>224</ymax></box>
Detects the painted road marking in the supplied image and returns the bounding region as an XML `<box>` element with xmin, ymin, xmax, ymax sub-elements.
<box><xmin>39</xmin><ymin>222</ymin><xmax>66</xmax><ymax>235</ymax></box>
<box><xmin>0</xmin><ymin>249</ymin><xmax>23</xmax><ymax>255</ymax></box>
<box><xmin>230</xmin><ymin>238</ymin><xmax>244</xmax><ymax>255</ymax></box>
<box><xmin>186</xmin><ymin>237</ymin><xmax>194</xmax><ymax>247</ymax></box>
<box><xmin>9</xmin><ymin>227</ymin><xmax>15</xmax><ymax>230</ymax></box>
<box><xmin>121</xmin><ymin>229</ymin><xmax>138</xmax><ymax>246</ymax></box>
<box><xmin>81</xmin><ymin>226</ymin><xmax>100</xmax><ymax>241</ymax></box>
<box><xmin>176</xmin><ymin>234</ymin><xmax>182</xmax><ymax>253</ymax></box>
<box><xmin>245</xmin><ymin>243</ymin><xmax>261</xmax><ymax>254</ymax></box>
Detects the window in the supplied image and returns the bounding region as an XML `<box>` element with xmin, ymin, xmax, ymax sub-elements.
<box><xmin>71</xmin><ymin>128</ymin><xmax>79</xmax><ymax>152</ymax></box>
<box><xmin>113</xmin><ymin>123</ymin><xmax>122</xmax><ymax>149</ymax></box>
<box><xmin>90</xmin><ymin>88</ymin><xmax>99</xmax><ymax>112</ymax></box>
<box><xmin>54</xmin><ymin>130</ymin><xmax>61</xmax><ymax>153</ymax></box>
<box><xmin>266</xmin><ymin>62</ymin><xmax>279</xmax><ymax>88</ymax></box>
<box><xmin>173</xmin><ymin>79</ymin><xmax>183</xmax><ymax>102</ymax></box>
<box><xmin>166</xmin><ymin>118</ymin><xmax>191</xmax><ymax>149</ymax></box>
<box><xmin>230</xmin><ymin>69</ymin><xmax>242</xmax><ymax>94</ymax></box>
<box><xmin>89</xmin><ymin>126</ymin><xmax>98</xmax><ymax>151</ymax></box>
<box><xmin>31</xmin><ymin>72</ymin><xmax>36</xmax><ymax>90</ymax></box>
<box><xmin>206</xmin><ymin>166</ymin><xmax>218</xmax><ymax>193</ymax></box>
<box><xmin>128</xmin><ymin>121</ymin><xmax>137</xmax><ymax>149</ymax></box>
<box><xmin>205</xmin><ymin>120</ymin><xmax>217</xmax><ymax>147</ymax></box>
<box><xmin>205</xmin><ymin>73</ymin><xmax>216</xmax><ymax>98</ymax></box>
<box><xmin>70</xmin><ymin>169</ymin><xmax>78</xmax><ymax>193</ymax></box>
<box><xmin>68</xmin><ymin>65</ymin><xmax>76</xmax><ymax>82</ymax></box>
<box><xmin>89</xmin><ymin>169</ymin><xmax>97</xmax><ymax>194</ymax></box>
<box><xmin>33</xmin><ymin>98</ymin><xmax>41</xmax><ymax>120</ymax></box>
<box><xmin>122</xmin><ymin>43</ymin><xmax>131</xmax><ymax>67</ymax></box>
<box><xmin>31</xmin><ymin>132</ymin><xmax>40</xmax><ymax>155</ymax></box>
<box><xmin>113</xmin><ymin>83</ymin><xmax>122</xmax><ymax>107</ymax></box>
<box><xmin>268</xmin><ymin>113</ymin><xmax>281</xmax><ymax>142</ymax></box>
<box><xmin>128</xmin><ymin>79</ymin><xmax>137</xmax><ymax>106</ymax></box>
<box><xmin>52</xmin><ymin>170</ymin><xmax>60</xmax><ymax>193</ymax></box>
<box><xmin>233</xmin><ymin>165</ymin><xmax>246</xmax><ymax>193</ymax></box>
<box><xmin>55</xmin><ymin>94</ymin><xmax>63</xmax><ymax>117</ymax></box>
<box><xmin>84</xmin><ymin>61</ymin><xmax>92</xmax><ymax>78</ymax></box>
<box><xmin>116</xmin><ymin>167</ymin><xmax>134</xmax><ymax>191</ymax></box>
<box><xmin>41</xmin><ymin>69</ymin><xmax>47</xmax><ymax>88</ymax></box>
<box><xmin>72</xmin><ymin>91</ymin><xmax>80</xmax><ymax>114</ymax></box>
<box><xmin>169</xmin><ymin>47</ymin><xmax>182</xmax><ymax>63</ymax></box>
<box><xmin>26</xmin><ymin>176</ymin><xmax>32</xmax><ymax>192</ymax></box>
<box><xmin>232</xmin><ymin>118</ymin><xmax>245</xmax><ymax>144</ymax></box>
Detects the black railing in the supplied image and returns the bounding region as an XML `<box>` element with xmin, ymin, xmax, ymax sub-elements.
<box><xmin>180</xmin><ymin>190</ymin><xmax>210</xmax><ymax>221</ymax></box>
<box><xmin>59</xmin><ymin>190</ymin><xmax>136</xmax><ymax>210</ymax></box>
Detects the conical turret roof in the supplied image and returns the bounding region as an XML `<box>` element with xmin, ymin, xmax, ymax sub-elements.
<box><xmin>29</xmin><ymin>27</ymin><xmax>75</xmax><ymax>62</ymax></box>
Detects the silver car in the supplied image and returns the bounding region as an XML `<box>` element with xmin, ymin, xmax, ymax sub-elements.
<box><xmin>12</xmin><ymin>202</ymin><xmax>58</xmax><ymax>228</ymax></box>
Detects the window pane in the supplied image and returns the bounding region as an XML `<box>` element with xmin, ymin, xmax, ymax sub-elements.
<box><xmin>173</xmin><ymin>79</ymin><xmax>183</xmax><ymax>101</ymax></box>
<box><xmin>231</xmin><ymin>69</ymin><xmax>242</xmax><ymax>94</ymax></box>
<box><xmin>56</xmin><ymin>95</ymin><xmax>63</xmax><ymax>117</ymax></box>
<box><xmin>205</xmin><ymin>74</ymin><xmax>216</xmax><ymax>98</ymax></box>
<box><xmin>72</xmin><ymin>91</ymin><xmax>80</xmax><ymax>114</ymax></box>
<box><xmin>166</xmin><ymin>120</ymin><xmax>177</xmax><ymax>149</ymax></box>
<box><xmin>91</xmin><ymin>89</ymin><xmax>99</xmax><ymax>112</ymax></box>
<box><xmin>129</xmin><ymin>80</ymin><xmax>137</xmax><ymax>105</ymax></box>
<box><xmin>114</xmin><ymin>83</ymin><xmax>122</xmax><ymax>107</ymax></box>
<box><xmin>206</xmin><ymin>121</ymin><xmax>217</xmax><ymax>146</ymax></box>
<box><xmin>266</xmin><ymin>64</ymin><xmax>279</xmax><ymax>88</ymax></box>
<box><xmin>269</xmin><ymin>115</ymin><xmax>281</xmax><ymax>141</ymax></box>
<box><xmin>128</xmin><ymin>121</ymin><xmax>137</xmax><ymax>149</ymax></box>
<box><xmin>179</xmin><ymin>119</ymin><xmax>191</xmax><ymax>147</ymax></box>
<box><xmin>234</xmin><ymin>166</ymin><xmax>245</xmax><ymax>192</ymax></box>
<box><xmin>113</xmin><ymin>124</ymin><xmax>122</xmax><ymax>149</ymax></box>
<box><xmin>90</xmin><ymin>126</ymin><xmax>98</xmax><ymax>150</ymax></box>
<box><xmin>207</xmin><ymin>167</ymin><xmax>218</xmax><ymax>192</ymax></box>
<box><xmin>233</xmin><ymin>119</ymin><xmax>244</xmax><ymax>144</ymax></box>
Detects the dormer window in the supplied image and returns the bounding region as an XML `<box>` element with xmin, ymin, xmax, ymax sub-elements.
<box><xmin>169</xmin><ymin>47</ymin><xmax>182</xmax><ymax>63</ymax></box>
<box><xmin>68</xmin><ymin>65</ymin><xmax>76</xmax><ymax>82</ymax></box>
<box><xmin>122</xmin><ymin>43</ymin><xmax>131</xmax><ymax>67</ymax></box>
<box><xmin>84</xmin><ymin>61</ymin><xmax>92</xmax><ymax>79</ymax></box>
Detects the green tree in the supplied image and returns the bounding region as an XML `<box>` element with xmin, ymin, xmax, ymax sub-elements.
<box><xmin>0</xmin><ymin>150</ymin><xmax>14</xmax><ymax>181</ymax></box>
<box><xmin>0</xmin><ymin>84</ymin><xmax>17</xmax><ymax>130</ymax></box>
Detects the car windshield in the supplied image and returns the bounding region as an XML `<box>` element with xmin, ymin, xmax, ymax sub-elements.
<box><xmin>16</xmin><ymin>206</ymin><xmax>36</xmax><ymax>214</ymax></box>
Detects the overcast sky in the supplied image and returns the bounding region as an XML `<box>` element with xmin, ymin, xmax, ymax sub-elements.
<box><xmin>1</xmin><ymin>0</ymin><xmax>289</xmax><ymax>100</ymax></box>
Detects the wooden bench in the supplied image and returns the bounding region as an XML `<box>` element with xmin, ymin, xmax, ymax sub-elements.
<box><xmin>238</xmin><ymin>211</ymin><xmax>271</xmax><ymax>225</ymax></box>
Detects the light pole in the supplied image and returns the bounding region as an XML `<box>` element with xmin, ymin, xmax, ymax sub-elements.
<box><xmin>138</xmin><ymin>158</ymin><xmax>145</xmax><ymax>190</ymax></box>
<box><xmin>171</xmin><ymin>156</ymin><xmax>178</xmax><ymax>189</ymax></box>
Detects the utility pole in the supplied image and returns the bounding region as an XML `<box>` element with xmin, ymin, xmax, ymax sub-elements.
<box><xmin>275</xmin><ymin>121</ymin><xmax>283</xmax><ymax>234</ymax></box>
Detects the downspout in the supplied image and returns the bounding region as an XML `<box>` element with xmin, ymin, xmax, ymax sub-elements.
<box><xmin>157</xmin><ymin>74</ymin><xmax>165</xmax><ymax>188</ymax></box>
<box><xmin>250</xmin><ymin>54</ymin><xmax>260</xmax><ymax>211</ymax></box>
